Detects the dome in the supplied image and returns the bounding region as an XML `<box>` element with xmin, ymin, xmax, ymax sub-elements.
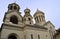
<box><xmin>24</xmin><ymin>8</ymin><xmax>30</xmax><ymax>13</ymax></box>
<box><xmin>8</xmin><ymin>3</ymin><xmax>20</xmax><ymax>11</ymax></box>
<box><xmin>34</xmin><ymin>9</ymin><xmax>44</xmax><ymax>17</ymax></box>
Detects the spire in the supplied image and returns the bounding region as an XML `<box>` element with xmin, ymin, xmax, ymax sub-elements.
<box><xmin>36</xmin><ymin>9</ymin><xmax>44</xmax><ymax>13</ymax></box>
<box><xmin>14</xmin><ymin>1</ymin><xmax>16</xmax><ymax>3</ymax></box>
<box><xmin>37</xmin><ymin>8</ymin><xmax>39</xmax><ymax>11</ymax></box>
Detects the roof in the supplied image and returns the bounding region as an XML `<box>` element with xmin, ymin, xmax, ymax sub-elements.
<box><xmin>34</xmin><ymin>9</ymin><xmax>44</xmax><ymax>17</ymax></box>
<box><xmin>43</xmin><ymin>21</ymin><xmax>55</xmax><ymax>27</ymax></box>
<box><xmin>24</xmin><ymin>8</ymin><xmax>30</xmax><ymax>12</ymax></box>
<box><xmin>53</xmin><ymin>28</ymin><xmax>60</xmax><ymax>38</ymax></box>
<box><xmin>8</xmin><ymin>3</ymin><xmax>20</xmax><ymax>9</ymax></box>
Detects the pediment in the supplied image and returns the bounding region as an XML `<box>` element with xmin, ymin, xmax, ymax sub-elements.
<box><xmin>43</xmin><ymin>21</ymin><xmax>55</xmax><ymax>27</ymax></box>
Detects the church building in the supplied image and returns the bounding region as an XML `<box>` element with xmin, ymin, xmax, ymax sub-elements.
<box><xmin>0</xmin><ymin>3</ymin><xmax>56</xmax><ymax>39</ymax></box>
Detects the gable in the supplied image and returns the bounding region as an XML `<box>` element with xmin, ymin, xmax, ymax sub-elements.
<box><xmin>43</xmin><ymin>21</ymin><xmax>56</xmax><ymax>32</ymax></box>
<box><xmin>48</xmin><ymin>21</ymin><xmax>55</xmax><ymax>27</ymax></box>
<box><xmin>43</xmin><ymin>21</ymin><xmax>55</xmax><ymax>27</ymax></box>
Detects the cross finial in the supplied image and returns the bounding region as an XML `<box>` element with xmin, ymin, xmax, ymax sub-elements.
<box><xmin>14</xmin><ymin>1</ymin><xmax>16</xmax><ymax>3</ymax></box>
<box><xmin>26</xmin><ymin>6</ymin><xmax>28</xmax><ymax>9</ymax></box>
<box><xmin>37</xmin><ymin>8</ymin><xmax>39</xmax><ymax>11</ymax></box>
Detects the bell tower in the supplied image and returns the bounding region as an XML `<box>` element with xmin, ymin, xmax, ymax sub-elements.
<box><xmin>23</xmin><ymin>8</ymin><xmax>33</xmax><ymax>25</ymax></box>
<box><xmin>34</xmin><ymin>9</ymin><xmax>46</xmax><ymax>26</ymax></box>
<box><xmin>0</xmin><ymin>3</ymin><xmax>23</xmax><ymax>39</ymax></box>
<box><xmin>3</xmin><ymin>3</ymin><xmax>22</xmax><ymax>25</ymax></box>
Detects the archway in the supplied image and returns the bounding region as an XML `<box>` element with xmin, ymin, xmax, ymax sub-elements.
<box><xmin>10</xmin><ymin>15</ymin><xmax>18</xmax><ymax>24</ymax></box>
<box><xmin>8</xmin><ymin>33</ymin><xmax>18</xmax><ymax>39</ymax></box>
<box><xmin>8</xmin><ymin>35</ymin><xmax>17</xmax><ymax>39</ymax></box>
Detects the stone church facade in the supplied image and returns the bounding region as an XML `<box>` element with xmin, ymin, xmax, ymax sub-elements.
<box><xmin>0</xmin><ymin>3</ymin><xmax>56</xmax><ymax>39</ymax></box>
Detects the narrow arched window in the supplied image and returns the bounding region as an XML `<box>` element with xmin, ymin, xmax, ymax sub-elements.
<box><xmin>28</xmin><ymin>18</ymin><xmax>31</xmax><ymax>21</ymax></box>
<box><xmin>38</xmin><ymin>35</ymin><xmax>40</xmax><ymax>39</ymax></box>
<box><xmin>24</xmin><ymin>35</ymin><xmax>26</xmax><ymax>39</ymax></box>
<box><xmin>14</xmin><ymin>6</ymin><xmax>17</xmax><ymax>10</ymax></box>
<box><xmin>9</xmin><ymin>6</ymin><xmax>13</xmax><ymax>10</ymax></box>
<box><xmin>31</xmin><ymin>34</ymin><xmax>33</xmax><ymax>39</ymax></box>
<box><xmin>10</xmin><ymin>15</ymin><xmax>18</xmax><ymax>24</ymax></box>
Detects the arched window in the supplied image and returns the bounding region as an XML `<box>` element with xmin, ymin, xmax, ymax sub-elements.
<box><xmin>28</xmin><ymin>18</ymin><xmax>31</xmax><ymax>21</ymax></box>
<box><xmin>24</xmin><ymin>35</ymin><xmax>26</xmax><ymax>39</ymax></box>
<box><xmin>31</xmin><ymin>34</ymin><xmax>33</xmax><ymax>39</ymax></box>
<box><xmin>14</xmin><ymin>6</ymin><xmax>17</xmax><ymax>10</ymax></box>
<box><xmin>38</xmin><ymin>35</ymin><xmax>40</xmax><ymax>39</ymax></box>
<box><xmin>10</xmin><ymin>6</ymin><xmax>13</xmax><ymax>10</ymax></box>
<box><xmin>10</xmin><ymin>15</ymin><xmax>18</xmax><ymax>24</ymax></box>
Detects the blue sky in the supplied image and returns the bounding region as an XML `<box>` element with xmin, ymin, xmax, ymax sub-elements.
<box><xmin>0</xmin><ymin>0</ymin><xmax>60</xmax><ymax>29</ymax></box>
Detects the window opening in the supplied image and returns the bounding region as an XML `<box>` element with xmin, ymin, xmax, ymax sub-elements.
<box><xmin>31</xmin><ymin>34</ymin><xmax>33</xmax><ymax>39</ymax></box>
<box><xmin>8</xmin><ymin>35</ymin><xmax>17</xmax><ymax>39</ymax></box>
<box><xmin>10</xmin><ymin>6</ymin><xmax>12</xmax><ymax>10</ymax></box>
<box><xmin>28</xmin><ymin>18</ymin><xmax>31</xmax><ymax>21</ymax></box>
<box><xmin>10</xmin><ymin>15</ymin><xmax>18</xmax><ymax>24</ymax></box>
<box><xmin>38</xmin><ymin>35</ymin><xmax>40</xmax><ymax>39</ymax></box>
<box><xmin>14</xmin><ymin>6</ymin><xmax>17</xmax><ymax>10</ymax></box>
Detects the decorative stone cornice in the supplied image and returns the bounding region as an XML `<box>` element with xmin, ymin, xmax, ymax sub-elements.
<box><xmin>24</xmin><ymin>24</ymin><xmax>48</xmax><ymax>30</ymax></box>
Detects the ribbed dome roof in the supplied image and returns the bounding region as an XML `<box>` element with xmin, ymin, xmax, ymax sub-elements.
<box><xmin>34</xmin><ymin>9</ymin><xmax>44</xmax><ymax>16</ymax></box>
<box><xmin>36</xmin><ymin>9</ymin><xmax>44</xmax><ymax>13</ymax></box>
